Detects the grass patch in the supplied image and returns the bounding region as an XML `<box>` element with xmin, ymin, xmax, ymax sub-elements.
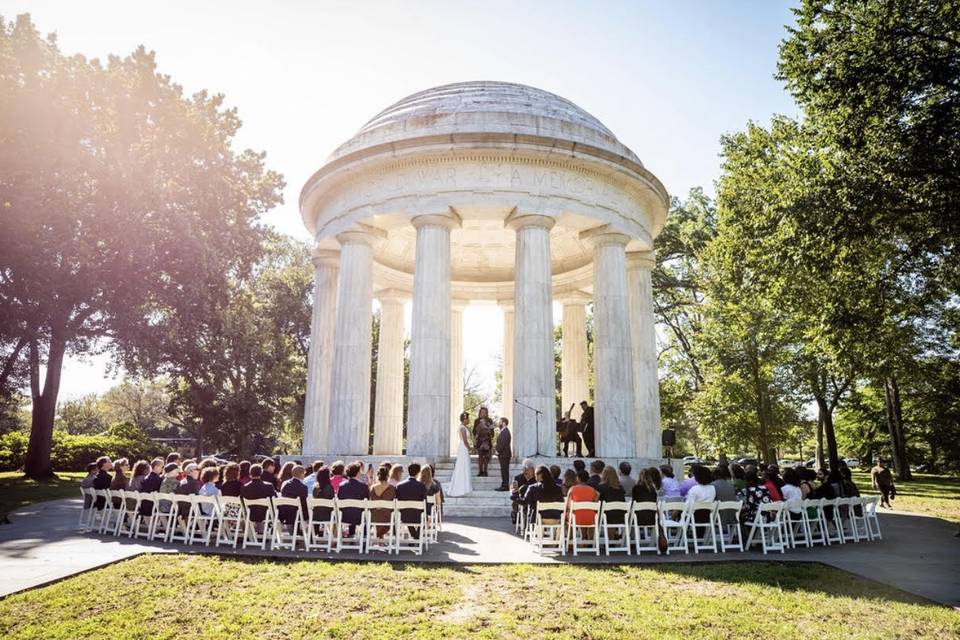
<box><xmin>0</xmin><ymin>555</ymin><xmax>957</xmax><ymax>639</ymax></box>
<box><xmin>0</xmin><ymin>471</ymin><xmax>85</xmax><ymax>523</ymax></box>
<box><xmin>853</xmin><ymin>470</ymin><xmax>960</xmax><ymax>523</ymax></box>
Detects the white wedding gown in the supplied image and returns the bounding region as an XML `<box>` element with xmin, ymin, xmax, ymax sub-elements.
<box><xmin>445</xmin><ymin>425</ymin><xmax>473</xmax><ymax>497</ymax></box>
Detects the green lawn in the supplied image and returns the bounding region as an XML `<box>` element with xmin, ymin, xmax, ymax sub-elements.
<box><xmin>0</xmin><ymin>471</ymin><xmax>85</xmax><ymax>523</ymax></box>
<box><xmin>0</xmin><ymin>555</ymin><xmax>956</xmax><ymax>639</ymax></box>
<box><xmin>853</xmin><ymin>470</ymin><xmax>960</xmax><ymax>524</ymax></box>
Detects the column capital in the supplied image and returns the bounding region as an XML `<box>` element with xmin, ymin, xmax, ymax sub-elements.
<box><xmin>579</xmin><ymin>224</ymin><xmax>632</xmax><ymax>248</ymax></box>
<box><xmin>336</xmin><ymin>223</ymin><xmax>388</xmax><ymax>248</ymax></box>
<box><xmin>411</xmin><ymin>209</ymin><xmax>462</xmax><ymax>231</ymax></box>
<box><xmin>375</xmin><ymin>288</ymin><xmax>408</xmax><ymax>306</ymax></box>
<box><xmin>627</xmin><ymin>250</ymin><xmax>657</xmax><ymax>270</ymax></box>
<box><xmin>504</xmin><ymin>209</ymin><xmax>556</xmax><ymax>231</ymax></box>
<box><xmin>311</xmin><ymin>248</ymin><xmax>340</xmax><ymax>269</ymax></box>
<box><xmin>557</xmin><ymin>290</ymin><xmax>592</xmax><ymax>306</ymax></box>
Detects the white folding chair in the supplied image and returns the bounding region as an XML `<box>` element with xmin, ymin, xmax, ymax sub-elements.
<box><xmin>745</xmin><ymin>502</ymin><xmax>785</xmax><ymax>554</ymax></box>
<box><xmin>840</xmin><ymin>496</ymin><xmax>867</xmax><ymax>542</ymax></box>
<box><xmin>658</xmin><ymin>501</ymin><xmax>690</xmax><ymax>554</ymax></box>
<box><xmin>532</xmin><ymin>501</ymin><xmax>566</xmax><ymax>556</ymax></box>
<box><xmin>366</xmin><ymin>499</ymin><xmax>398</xmax><ymax>554</ymax></box>
<box><xmin>149</xmin><ymin>494</ymin><xmax>178</xmax><ymax>541</ymax></box>
<box><xmin>782</xmin><ymin>499</ymin><xmax>811</xmax><ymax>548</ymax></box>
<box><xmin>215</xmin><ymin>495</ymin><xmax>244</xmax><ymax>548</ymax></box>
<box><xmin>133</xmin><ymin>493</ymin><xmax>157</xmax><ymax>539</ymax></box>
<box><xmin>863</xmin><ymin>495</ymin><xmax>882</xmax><ymax>540</ymax></box>
<box><xmin>688</xmin><ymin>501</ymin><xmax>718</xmax><ymax>553</ymax></box>
<box><xmin>567</xmin><ymin>500</ymin><xmax>601</xmax><ymax>556</ymax></box>
<box><xmin>393</xmin><ymin>500</ymin><xmax>427</xmax><ymax>555</ymax></box>
<box><xmin>168</xmin><ymin>494</ymin><xmax>196</xmax><ymax>544</ymax></box>
<box><xmin>189</xmin><ymin>494</ymin><xmax>220</xmax><ymax>546</ymax></box>
<box><xmin>305</xmin><ymin>497</ymin><xmax>336</xmax><ymax>552</ymax></box>
<box><xmin>90</xmin><ymin>489</ymin><xmax>112</xmax><ymax>533</ymax></box>
<box><xmin>714</xmin><ymin>501</ymin><xmax>744</xmax><ymax>552</ymax></box>
<box><xmin>115</xmin><ymin>490</ymin><xmax>143</xmax><ymax>537</ymax></box>
<box><xmin>426</xmin><ymin>494</ymin><xmax>443</xmax><ymax>544</ymax></box>
<box><xmin>599</xmin><ymin>501</ymin><xmax>631</xmax><ymax>555</ymax></box>
<box><xmin>78</xmin><ymin>487</ymin><xmax>95</xmax><ymax>531</ymax></box>
<box><xmin>630</xmin><ymin>501</ymin><xmax>660</xmax><ymax>555</ymax></box>
<box><xmin>335</xmin><ymin>499</ymin><xmax>369</xmax><ymax>553</ymax></box>
<box><xmin>241</xmin><ymin>497</ymin><xmax>275</xmax><ymax>549</ymax></box>
<box><xmin>804</xmin><ymin>498</ymin><xmax>830</xmax><ymax>546</ymax></box>
<box><xmin>97</xmin><ymin>489</ymin><xmax>122</xmax><ymax>534</ymax></box>
<box><xmin>823</xmin><ymin>498</ymin><xmax>845</xmax><ymax>545</ymax></box>
<box><xmin>272</xmin><ymin>496</ymin><xmax>305</xmax><ymax>551</ymax></box>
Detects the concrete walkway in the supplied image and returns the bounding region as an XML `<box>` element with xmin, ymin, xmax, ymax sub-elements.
<box><xmin>1</xmin><ymin>498</ymin><xmax>957</xmax><ymax>607</ymax></box>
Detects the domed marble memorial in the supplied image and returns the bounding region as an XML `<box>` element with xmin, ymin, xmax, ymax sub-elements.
<box><xmin>300</xmin><ymin>81</ymin><xmax>668</xmax><ymax>461</ymax></box>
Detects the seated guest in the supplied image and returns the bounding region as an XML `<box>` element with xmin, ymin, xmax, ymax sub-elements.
<box><xmin>127</xmin><ymin>460</ymin><xmax>149</xmax><ymax>492</ymax></box>
<box><xmin>174</xmin><ymin>462</ymin><xmax>200</xmax><ymax>522</ymax></box>
<box><xmin>219</xmin><ymin>462</ymin><xmax>243</xmax><ymax>497</ymax></box>
<box><xmin>597</xmin><ymin>465</ymin><xmax>626</xmax><ymax>526</ymax></box>
<box><xmin>157</xmin><ymin>463</ymin><xmax>180</xmax><ymax>513</ymax></box>
<box><xmin>110</xmin><ymin>458</ymin><xmax>130</xmax><ymax>508</ymax></box>
<box><xmin>277</xmin><ymin>461</ymin><xmax>295</xmax><ymax>489</ymax></box>
<box><xmin>197</xmin><ymin>468</ymin><xmax>220</xmax><ymax>515</ymax></box>
<box><xmin>572</xmin><ymin>459</ymin><xmax>586</xmax><ymax>475</ymax></box>
<box><xmin>261</xmin><ymin>459</ymin><xmax>278</xmax><ymax>488</ymax></box>
<box><xmin>711</xmin><ymin>465</ymin><xmax>738</xmax><ymax>526</ymax></box>
<box><xmin>395</xmin><ymin>462</ymin><xmax>427</xmax><ymax>538</ymax></box>
<box><xmin>421</xmin><ymin>465</ymin><xmax>442</xmax><ymax>517</ymax></box>
<box><xmin>550</xmin><ymin>465</ymin><xmax>563</xmax><ymax>489</ymax></box>
<box><xmin>631</xmin><ymin>468</ymin><xmax>660</xmax><ymax>526</ymax></box>
<box><xmin>587</xmin><ymin>460</ymin><xmax>605</xmax><ymax>489</ymax></box>
<box><xmin>369</xmin><ymin>465</ymin><xmax>397</xmax><ymax>539</ymax></box>
<box><xmin>730</xmin><ymin>463</ymin><xmax>746</xmax><ymax>492</ymax></box>
<box><xmin>337</xmin><ymin>462</ymin><xmax>370</xmax><ymax>535</ymax></box>
<box><xmin>763</xmin><ymin>469</ymin><xmax>784</xmax><ymax>501</ymax></box>
<box><xmin>738</xmin><ymin>468</ymin><xmax>772</xmax><ymax>527</ymax></box>
<box><xmin>567</xmin><ymin>470</ymin><xmax>600</xmax><ymax>539</ymax></box>
<box><xmin>165</xmin><ymin>452</ymin><xmax>181</xmax><ymax>478</ymax></box>
<box><xmin>781</xmin><ymin>467</ymin><xmax>803</xmax><ymax>520</ymax></box>
<box><xmin>329</xmin><ymin>461</ymin><xmax>347</xmax><ymax>493</ymax></box>
<box><xmin>679</xmin><ymin>468</ymin><xmax>697</xmax><ymax>497</ymax></box>
<box><xmin>511</xmin><ymin>459</ymin><xmax>537</xmax><ymax>523</ymax></box>
<box><xmin>561</xmin><ymin>469</ymin><xmax>578</xmax><ymax>496</ymax></box>
<box><xmin>521</xmin><ymin>466</ymin><xmax>564</xmax><ymax>523</ymax></box>
<box><xmin>80</xmin><ymin>463</ymin><xmax>97</xmax><ymax>509</ymax></box>
<box><xmin>839</xmin><ymin>466</ymin><xmax>862</xmax><ymax>516</ymax></box>
<box><xmin>618</xmin><ymin>462</ymin><xmax>635</xmax><ymax>496</ymax></box>
<box><xmin>685</xmin><ymin>465</ymin><xmax>717</xmax><ymax>524</ymax></box>
<box><xmin>239</xmin><ymin>460</ymin><xmax>251</xmax><ymax>485</ymax></box>
<box><xmin>766</xmin><ymin>464</ymin><xmax>785</xmax><ymax>490</ymax></box>
<box><xmin>304</xmin><ymin>461</ymin><xmax>322</xmax><ymax>494</ymax></box>
<box><xmin>279</xmin><ymin>465</ymin><xmax>308</xmax><ymax>526</ymax></box>
<box><xmin>240</xmin><ymin>464</ymin><xmax>276</xmax><ymax>523</ymax></box>
<box><xmin>311</xmin><ymin>467</ymin><xmax>335</xmax><ymax>525</ymax></box>
<box><xmin>798</xmin><ymin>466</ymin><xmax>817</xmax><ymax>499</ymax></box>
<box><xmin>388</xmin><ymin>464</ymin><xmax>404</xmax><ymax>487</ymax></box>
<box><xmin>660</xmin><ymin>465</ymin><xmax>682</xmax><ymax>500</ymax></box>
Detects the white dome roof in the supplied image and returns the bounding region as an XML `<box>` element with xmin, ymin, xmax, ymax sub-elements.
<box><xmin>329</xmin><ymin>81</ymin><xmax>642</xmax><ymax>165</ymax></box>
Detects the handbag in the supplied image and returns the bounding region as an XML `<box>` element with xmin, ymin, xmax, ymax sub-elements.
<box><xmin>657</xmin><ymin>525</ymin><xmax>669</xmax><ymax>553</ymax></box>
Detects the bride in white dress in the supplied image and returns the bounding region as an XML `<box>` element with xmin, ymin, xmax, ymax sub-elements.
<box><xmin>446</xmin><ymin>411</ymin><xmax>473</xmax><ymax>497</ymax></box>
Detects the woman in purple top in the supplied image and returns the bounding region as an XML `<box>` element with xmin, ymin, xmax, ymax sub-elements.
<box><xmin>659</xmin><ymin>465</ymin><xmax>682</xmax><ymax>499</ymax></box>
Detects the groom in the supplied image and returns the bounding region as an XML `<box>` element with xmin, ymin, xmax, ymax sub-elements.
<box><xmin>494</xmin><ymin>417</ymin><xmax>512</xmax><ymax>491</ymax></box>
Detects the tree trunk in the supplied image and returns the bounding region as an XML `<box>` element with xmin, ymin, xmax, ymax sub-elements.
<box><xmin>815</xmin><ymin>395</ymin><xmax>840</xmax><ymax>472</ymax></box>
<box><xmin>24</xmin><ymin>333</ymin><xmax>67</xmax><ymax>479</ymax></box>
<box><xmin>883</xmin><ymin>376</ymin><xmax>912</xmax><ymax>481</ymax></box>
<box><xmin>815</xmin><ymin>411</ymin><xmax>825</xmax><ymax>469</ymax></box>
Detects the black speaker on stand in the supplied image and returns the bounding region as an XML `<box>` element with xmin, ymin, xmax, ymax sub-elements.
<box><xmin>662</xmin><ymin>429</ymin><xmax>676</xmax><ymax>466</ymax></box>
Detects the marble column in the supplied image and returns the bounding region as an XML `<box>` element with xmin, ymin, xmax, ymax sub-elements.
<box><xmin>407</xmin><ymin>212</ymin><xmax>460</xmax><ymax>457</ymax></box>
<box><xmin>507</xmin><ymin>212</ymin><xmax>556</xmax><ymax>457</ymax></box>
<box><xmin>560</xmin><ymin>292</ymin><xmax>591</xmax><ymax>422</ymax></box>
<box><xmin>449</xmin><ymin>300</ymin><xmax>467</xmax><ymax>456</ymax></box>
<box><xmin>585</xmin><ymin>229</ymin><xmax>636</xmax><ymax>457</ymax></box>
<box><xmin>373</xmin><ymin>290</ymin><xmax>406</xmax><ymax>455</ymax></box>
<box><xmin>327</xmin><ymin>226</ymin><xmax>383</xmax><ymax>454</ymax></box>
<box><xmin>302</xmin><ymin>248</ymin><xmax>339</xmax><ymax>454</ymax></box>
<box><xmin>628</xmin><ymin>250</ymin><xmax>662</xmax><ymax>458</ymax></box>
<box><xmin>500</xmin><ymin>301</ymin><xmax>514</xmax><ymax>424</ymax></box>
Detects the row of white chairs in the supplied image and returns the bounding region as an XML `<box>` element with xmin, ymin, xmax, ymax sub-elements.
<box><xmin>519</xmin><ymin>495</ymin><xmax>882</xmax><ymax>556</ymax></box>
<box><xmin>79</xmin><ymin>488</ymin><xmax>442</xmax><ymax>555</ymax></box>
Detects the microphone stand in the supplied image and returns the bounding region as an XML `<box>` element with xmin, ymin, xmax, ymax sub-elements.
<box><xmin>514</xmin><ymin>399</ymin><xmax>543</xmax><ymax>457</ymax></box>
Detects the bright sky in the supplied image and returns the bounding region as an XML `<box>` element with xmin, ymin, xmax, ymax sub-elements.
<box><xmin>3</xmin><ymin>0</ymin><xmax>799</xmax><ymax>406</ymax></box>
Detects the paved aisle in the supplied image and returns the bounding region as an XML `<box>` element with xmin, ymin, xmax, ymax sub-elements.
<box><xmin>1</xmin><ymin>498</ymin><xmax>957</xmax><ymax>607</ymax></box>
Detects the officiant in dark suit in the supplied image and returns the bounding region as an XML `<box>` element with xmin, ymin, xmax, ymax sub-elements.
<box><xmin>495</xmin><ymin>417</ymin><xmax>512</xmax><ymax>491</ymax></box>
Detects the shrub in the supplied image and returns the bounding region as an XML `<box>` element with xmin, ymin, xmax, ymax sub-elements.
<box><xmin>0</xmin><ymin>423</ymin><xmax>165</xmax><ymax>472</ymax></box>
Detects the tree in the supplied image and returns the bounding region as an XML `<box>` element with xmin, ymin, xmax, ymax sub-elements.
<box><xmin>0</xmin><ymin>15</ymin><xmax>283</xmax><ymax>477</ymax></box>
<box><xmin>100</xmin><ymin>378</ymin><xmax>173</xmax><ymax>437</ymax></box>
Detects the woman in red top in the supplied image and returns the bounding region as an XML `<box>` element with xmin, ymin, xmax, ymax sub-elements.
<box><xmin>763</xmin><ymin>469</ymin><xmax>783</xmax><ymax>501</ymax></box>
<box><xmin>567</xmin><ymin>469</ymin><xmax>599</xmax><ymax>527</ymax></box>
